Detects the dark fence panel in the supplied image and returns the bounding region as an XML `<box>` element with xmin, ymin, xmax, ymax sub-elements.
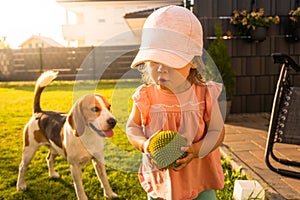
<box><xmin>194</xmin><ymin>0</ymin><xmax>300</xmax><ymax>113</ymax></box>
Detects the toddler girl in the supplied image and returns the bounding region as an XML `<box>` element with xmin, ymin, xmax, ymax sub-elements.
<box><xmin>126</xmin><ymin>5</ymin><xmax>225</xmax><ymax>200</ymax></box>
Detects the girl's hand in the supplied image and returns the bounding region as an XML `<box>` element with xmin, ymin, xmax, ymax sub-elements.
<box><xmin>172</xmin><ymin>142</ymin><xmax>201</xmax><ymax>171</ymax></box>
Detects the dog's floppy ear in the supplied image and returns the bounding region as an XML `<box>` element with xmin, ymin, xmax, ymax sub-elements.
<box><xmin>68</xmin><ymin>101</ymin><xmax>85</xmax><ymax>137</ymax></box>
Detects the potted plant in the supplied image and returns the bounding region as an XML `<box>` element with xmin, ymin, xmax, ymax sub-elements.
<box><xmin>289</xmin><ymin>7</ymin><xmax>300</xmax><ymax>40</ymax></box>
<box><xmin>206</xmin><ymin>23</ymin><xmax>235</xmax><ymax>119</ymax></box>
<box><xmin>230</xmin><ymin>8</ymin><xmax>280</xmax><ymax>42</ymax></box>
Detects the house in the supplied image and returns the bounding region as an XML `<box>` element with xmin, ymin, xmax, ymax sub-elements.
<box><xmin>123</xmin><ymin>6</ymin><xmax>161</xmax><ymax>35</ymax></box>
<box><xmin>56</xmin><ymin>0</ymin><xmax>184</xmax><ymax>47</ymax></box>
<box><xmin>19</xmin><ymin>35</ymin><xmax>64</xmax><ymax>48</ymax></box>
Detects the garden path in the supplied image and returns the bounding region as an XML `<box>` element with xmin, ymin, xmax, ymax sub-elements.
<box><xmin>221</xmin><ymin>113</ymin><xmax>300</xmax><ymax>200</ymax></box>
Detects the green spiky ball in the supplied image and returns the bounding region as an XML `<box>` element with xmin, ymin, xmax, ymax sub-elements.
<box><xmin>148</xmin><ymin>130</ymin><xmax>187</xmax><ymax>169</ymax></box>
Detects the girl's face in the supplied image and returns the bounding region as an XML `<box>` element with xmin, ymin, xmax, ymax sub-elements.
<box><xmin>148</xmin><ymin>62</ymin><xmax>191</xmax><ymax>93</ymax></box>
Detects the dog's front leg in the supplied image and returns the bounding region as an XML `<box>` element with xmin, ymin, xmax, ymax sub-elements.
<box><xmin>92</xmin><ymin>159</ymin><xmax>118</xmax><ymax>198</ymax></box>
<box><xmin>70</xmin><ymin>164</ymin><xmax>88</xmax><ymax>200</ymax></box>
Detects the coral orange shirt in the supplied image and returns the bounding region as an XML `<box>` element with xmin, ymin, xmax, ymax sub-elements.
<box><xmin>132</xmin><ymin>82</ymin><xmax>224</xmax><ymax>200</ymax></box>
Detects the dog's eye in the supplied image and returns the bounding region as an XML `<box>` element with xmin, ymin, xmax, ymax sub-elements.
<box><xmin>107</xmin><ymin>105</ymin><xmax>111</xmax><ymax>111</ymax></box>
<box><xmin>91</xmin><ymin>107</ymin><xmax>100</xmax><ymax>112</ymax></box>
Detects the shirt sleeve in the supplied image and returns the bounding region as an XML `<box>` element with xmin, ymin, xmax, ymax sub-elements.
<box><xmin>132</xmin><ymin>85</ymin><xmax>151</xmax><ymax>126</ymax></box>
<box><xmin>204</xmin><ymin>81</ymin><xmax>223</xmax><ymax>121</ymax></box>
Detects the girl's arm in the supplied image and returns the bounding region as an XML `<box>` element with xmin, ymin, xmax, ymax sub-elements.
<box><xmin>126</xmin><ymin>103</ymin><xmax>147</xmax><ymax>152</ymax></box>
<box><xmin>174</xmin><ymin>102</ymin><xmax>225</xmax><ymax>171</ymax></box>
<box><xmin>197</xmin><ymin>101</ymin><xmax>225</xmax><ymax>157</ymax></box>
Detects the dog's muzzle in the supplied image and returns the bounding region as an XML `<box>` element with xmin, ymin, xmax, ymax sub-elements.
<box><xmin>88</xmin><ymin>118</ymin><xmax>116</xmax><ymax>138</ymax></box>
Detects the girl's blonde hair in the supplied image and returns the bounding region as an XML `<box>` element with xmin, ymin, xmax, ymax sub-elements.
<box><xmin>137</xmin><ymin>56</ymin><xmax>205</xmax><ymax>86</ymax></box>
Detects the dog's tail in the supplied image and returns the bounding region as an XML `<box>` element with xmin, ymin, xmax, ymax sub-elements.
<box><xmin>33</xmin><ymin>71</ymin><xmax>58</xmax><ymax>113</ymax></box>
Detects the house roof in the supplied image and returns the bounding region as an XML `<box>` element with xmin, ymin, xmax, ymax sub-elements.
<box><xmin>123</xmin><ymin>3</ymin><xmax>183</xmax><ymax>19</ymax></box>
<box><xmin>123</xmin><ymin>3</ymin><xmax>183</xmax><ymax>33</ymax></box>
<box><xmin>19</xmin><ymin>35</ymin><xmax>64</xmax><ymax>48</ymax></box>
<box><xmin>124</xmin><ymin>7</ymin><xmax>159</xmax><ymax>19</ymax></box>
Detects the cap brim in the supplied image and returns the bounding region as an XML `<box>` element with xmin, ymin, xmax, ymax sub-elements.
<box><xmin>130</xmin><ymin>48</ymin><xmax>195</xmax><ymax>69</ymax></box>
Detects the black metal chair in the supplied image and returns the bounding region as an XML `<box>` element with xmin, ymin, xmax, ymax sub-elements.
<box><xmin>265</xmin><ymin>53</ymin><xmax>300</xmax><ymax>178</ymax></box>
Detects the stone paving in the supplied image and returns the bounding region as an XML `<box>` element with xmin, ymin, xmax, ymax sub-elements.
<box><xmin>220</xmin><ymin>113</ymin><xmax>300</xmax><ymax>200</ymax></box>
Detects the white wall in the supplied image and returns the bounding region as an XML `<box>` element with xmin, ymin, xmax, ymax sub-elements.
<box><xmin>58</xmin><ymin>1</ymin><xmax>183</xmax><ymax>47</ymax></box>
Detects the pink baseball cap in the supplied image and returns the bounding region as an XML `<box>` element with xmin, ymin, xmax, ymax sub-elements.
<box><xmin>130</xmin><ymin>5</ymin><xmax>203</xmax><ymax>69</ymax></box>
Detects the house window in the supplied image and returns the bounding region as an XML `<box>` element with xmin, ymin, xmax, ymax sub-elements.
<box><xmin>98</xmin><ymin>19</ymin><xmax>106</xmax><ymax>23</ymax></box>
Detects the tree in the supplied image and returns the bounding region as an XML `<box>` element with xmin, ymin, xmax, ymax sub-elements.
<box><xmin>0</xmin><ymin>36</ymin><xmax>10</xmax><ymax>49</ymax></box>
<box><xmin>207</xmin><ymin>23</ymin><xmax>235</xmax><ymax>100</ymax></box>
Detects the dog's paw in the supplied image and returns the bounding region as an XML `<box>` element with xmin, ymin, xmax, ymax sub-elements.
<box><xmin>49</xmin><ymin>171</ymin><xmax>60</xmax><ymax>179</ymax></box>
<box><xmin>16</xmin><ymin>183</ymin><xmax>27</xmax><ymax>191</ymax></box>
<box><xmin>105</xmin><ymin>191</ymin><xmax>118</xmax><ymax>199</ymax></box>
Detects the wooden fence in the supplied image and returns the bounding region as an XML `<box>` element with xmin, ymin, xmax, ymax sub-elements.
<box><xmin>0</xmin><ymin>45</ymin><xmax>140</xmax><ymax>81</ymax></box>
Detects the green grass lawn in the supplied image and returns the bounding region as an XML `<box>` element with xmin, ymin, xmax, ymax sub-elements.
<box><xmin>0</xmin><ymin>79</ymin><xmax>246</xmax><ymax>200</ymax></box>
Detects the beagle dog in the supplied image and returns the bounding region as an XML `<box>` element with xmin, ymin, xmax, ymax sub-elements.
<box><xmin>16</xmin><ymin>71</ymin><xmax>118</xmax><ymax>200</ymax></box>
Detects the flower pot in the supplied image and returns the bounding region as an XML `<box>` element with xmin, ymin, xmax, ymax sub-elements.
<box><xmin>233</xmin><ymin>180</ymin><xmax>265</xmax><ymax>200</ymax></box>
<box><xmin>250</xmin><ymin>26</ymin><xmax>267</xmax><ymax>42</ymax></box>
